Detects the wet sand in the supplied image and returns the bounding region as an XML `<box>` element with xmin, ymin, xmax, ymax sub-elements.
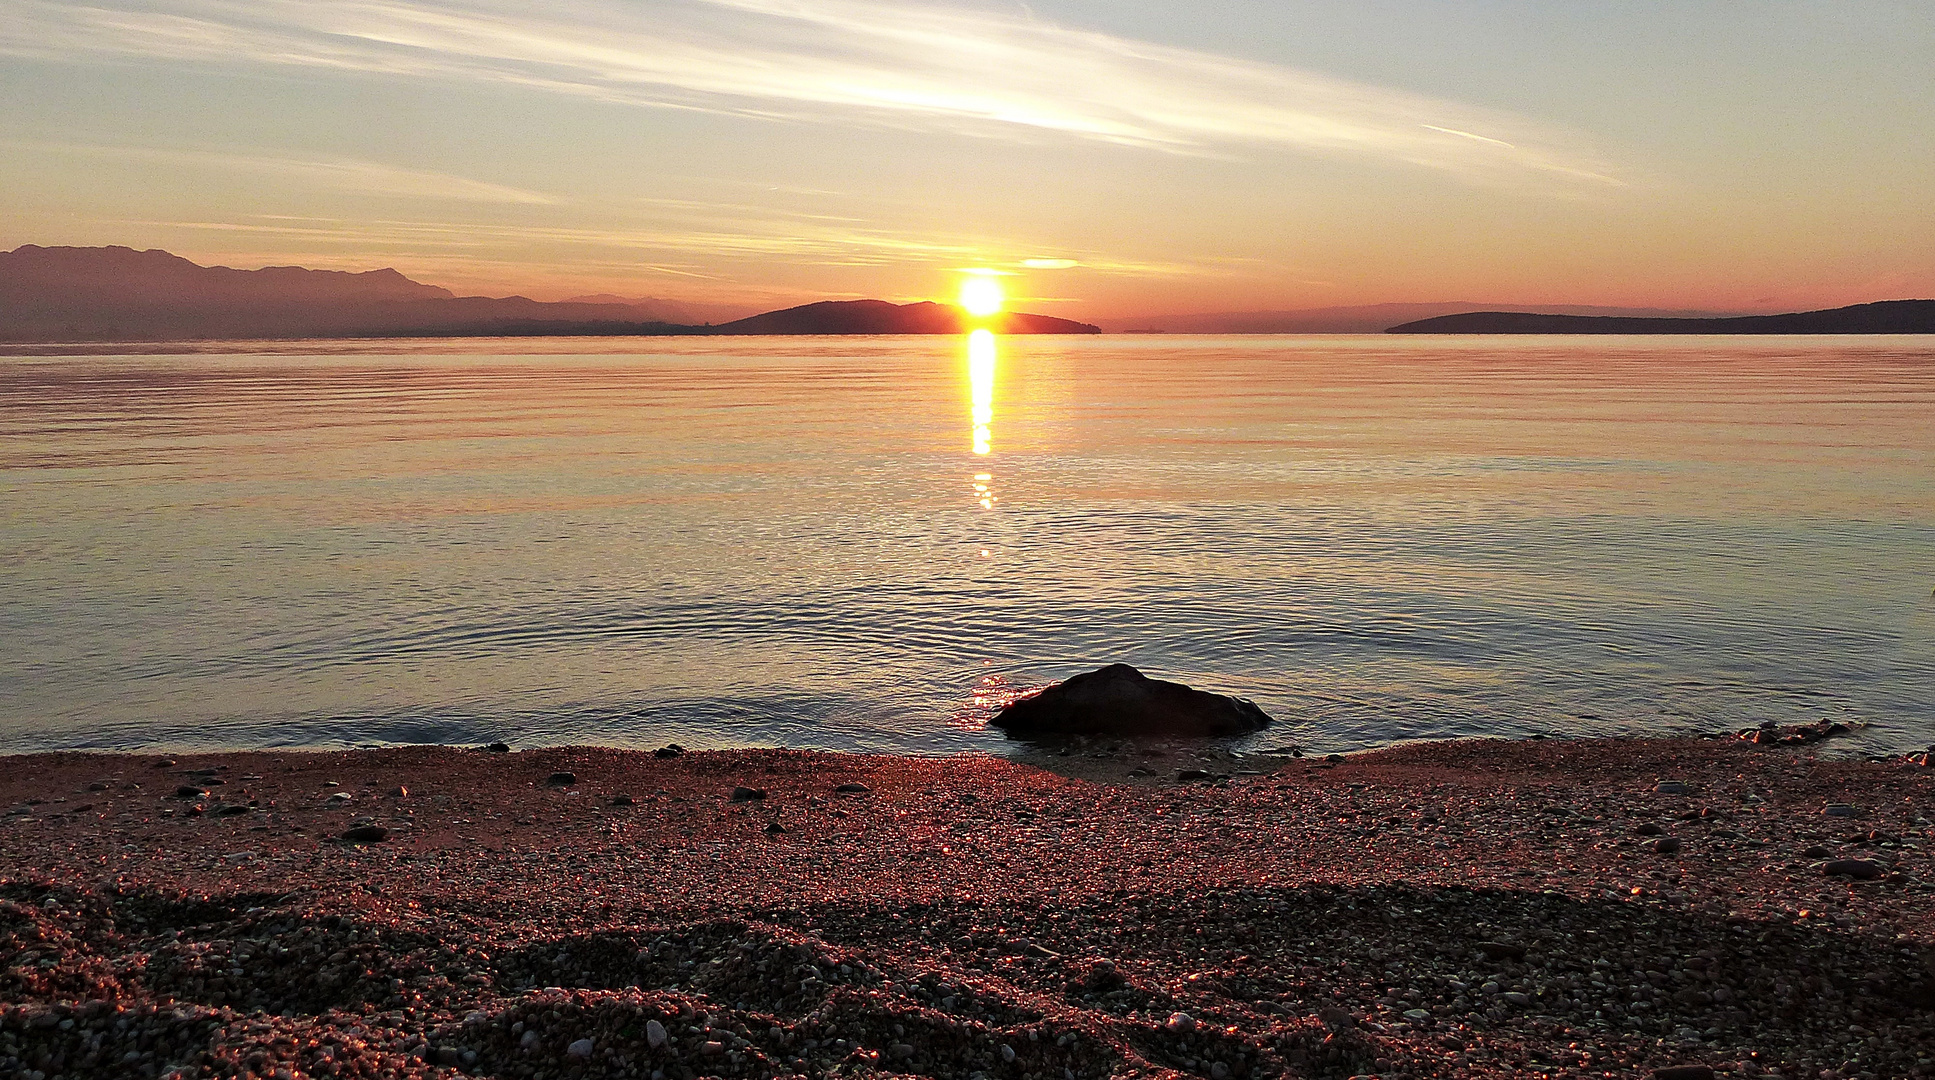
<box><xmin>3</xmin><ymin>737</ymin><xmax>1932</xmax><ymax>1079</ymax></box>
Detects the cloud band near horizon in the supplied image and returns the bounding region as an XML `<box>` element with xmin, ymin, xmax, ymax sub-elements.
<box><xmin>0</xmin><ymin>0</ymin><xmax>1622</xmax><ymax>190</ymax></box>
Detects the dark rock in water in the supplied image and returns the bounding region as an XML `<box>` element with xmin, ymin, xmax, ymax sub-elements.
<box><xmin>731</xmin><ymin>786</ymin><xmax>766</xmax><ymax>803</ymax></box>
<box><xmin>765</xmin><ymin>821</ymin><xmax>787</xmax><ymax>834</ymax></box>
<box><xmin>610</xmin><ymin>794</ymin><xmax>635</xmax><ymax>806</ymax></box>
<box><xmin>1635</xmin><ymin>822</ymin><xmax>1665</xmax><ymax>836</ymax></box>
<box><xmin>546</xmin><ymin>771</ymin><xmax>576</xmax><ymax>787</ymax></box>
<box><xmin>1650</xmin><ymin>837</ymin><xmax>1682</xmax><ymax>855</ymax></box>
<box><xmin>834</xmin><ymin>782</ymin><xmax>870</xmax><ymax>794</ymax></box>
<box><xmin>342</xmin><ymin>825</ymin><xmax>389</xmax><ymax>842</ymax></box>
<box><xmin>991</xmin><ymin>664</ymin><xmax>1270</xmax><ymax>737</ymax></box>
<box><xmin>174</xmin><ymin>785</ymin><xmax>207</xmax><ymax>799</ymax></box>
<box><xmin>216</xmin><ymin>804</ymin><xmax>250</xmax><ymax>816</ymax></box>
<box><xmin>154</xmin><ymin>758</ymin><xmax>177</xmax><ymax>768</ymax></box>
<box><xmin>654</xmin><ymin>744</ymin><xmax>685</xmax><ymax>759</ymax></box>
<box><xmin>1176</xmin><ymin>769</ymin><xmax>1214</xmax><ymax>782</ymax></box>
<box><xmin>485</xmin><ymin>742</ymin><xmax>510</xmax><ymax>753</ymax></box>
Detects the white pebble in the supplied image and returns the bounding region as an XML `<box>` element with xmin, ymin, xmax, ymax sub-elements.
<box><xmin>647</xmin><ymin>1019</ymin><xmax>668</xmax><ymax>1048</ymax></box>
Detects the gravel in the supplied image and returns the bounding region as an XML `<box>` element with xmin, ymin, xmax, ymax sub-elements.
<box><xmin>2</xmin><ymin>737</ymin><xmax>1932</xmax><ymax>1079</ymax></box>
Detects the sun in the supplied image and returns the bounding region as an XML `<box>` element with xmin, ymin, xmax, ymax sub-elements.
<box><xmin>959</xmin><ymin>276</ymin><xmax>1004</xmax><ymax>317</ymax></box>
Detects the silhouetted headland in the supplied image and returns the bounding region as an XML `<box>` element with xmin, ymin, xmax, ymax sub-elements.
<box><xmin>0</xmin><ymin>246</ymin><xmax>1097</xmax><ymax>341</ymax></box>
<box><xmin>1388</xmin><ymin>299</ymin><xmax>1935</xmax><ymax>334</ymax></box>
<box><xmin>709</xmin><ymin>299</ymin><xmax>1095</xmax><ymax>335</ymax></box>
<box><xmin>1104</xmin><ymin>302</ymin><xmax>1738</xmax><ymax>334</ymax></box>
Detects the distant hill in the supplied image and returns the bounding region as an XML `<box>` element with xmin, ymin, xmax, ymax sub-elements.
<box><xmin>1388</xmin><ymin>300</ymin><xmax>1935</xmax><ymax>334</ymax></box>
<box><xmin>711</xmin><ymin>299</ymin><xmax>1097</xmax><ymax>335</ymax></box>
<box><xmin>1103</xmin><ymin>302</ymin><xmax>1740</xmax><ymax>334</ymax></box>
<box><xmin>0</xmin><ymin>246</ymin><xmax>1093</xmax><ymax>341</ymax></box>
<box><xmin>0</xmin><ymin>245</ymin><xmax>705</xmax><ymax>341</ymax></box>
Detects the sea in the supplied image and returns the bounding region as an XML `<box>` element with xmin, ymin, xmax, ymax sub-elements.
<box><xmin>2</xmin><ymin>334</ymin><xmax>1931</xmax><ymax>758</ymax></box>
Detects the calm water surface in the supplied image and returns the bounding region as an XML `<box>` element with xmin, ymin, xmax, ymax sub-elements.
<box><xmin>2</xmin><ymin>334</ymin><xmax>1931</xmax><ymax>756</ymax></box>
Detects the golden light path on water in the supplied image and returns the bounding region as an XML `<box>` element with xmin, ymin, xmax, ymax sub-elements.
<box><xmin>968</xmin><ymin>328</ymin><xmax>995</xmax><ymax>457</ymax></box>
<box><xmin>967</xmin><ymin>327</ymin><xmax>998</xmax><ymax>513</ymax></box>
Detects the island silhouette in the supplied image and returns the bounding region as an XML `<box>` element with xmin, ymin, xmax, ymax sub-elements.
<box><xmin>1388</xmin><ymin>301</ymin><xmax>1935</xmax><ymax>334</ymax></box>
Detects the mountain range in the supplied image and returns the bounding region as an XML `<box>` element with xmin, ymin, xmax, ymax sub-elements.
<box><xmin>0</xmin><ymin>246</ymin><xmax>1097</xmax><ymax>341</ymax></box>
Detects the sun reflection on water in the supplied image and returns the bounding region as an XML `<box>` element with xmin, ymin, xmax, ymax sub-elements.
<box><xmin>966</xmin><ymin>328</ymin><xmax>1000</xmax><ymax>510</ymax></box>
<box><xmin>968</xmin><ymin>328</ymin><xmax>995</xmax><ymax>457</ymax></box>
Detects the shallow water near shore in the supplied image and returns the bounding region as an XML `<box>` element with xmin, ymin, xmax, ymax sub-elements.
<box><xmin>2</xmin><ymin>334</ymin><xmax>1932</xmax><ymax>756</ymax></box>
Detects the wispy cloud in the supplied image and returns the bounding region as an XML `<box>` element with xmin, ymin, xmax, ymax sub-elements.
<box><xmin>0</xmin><ymin>0</ymin><xmax>1622</xmax><ymax>189</ymax></box>
<box><xmin>123</xmin><ymin>209</ymin><xmax>1212</xmax><ymax>279</ymax></box>
<box><xmin>6</xmin><ymin>138</ymin><xmax>557</xmax><ymax>203</ymax></box>
<box><xmin>129</xmin><ymin>212</ymin><xmax>987</xmax><ymax>267</ymax></box>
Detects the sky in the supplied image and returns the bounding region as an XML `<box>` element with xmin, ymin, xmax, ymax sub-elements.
<box><xmin>2</xmin><ymin>0</ymin><xmax>1932</xmax><ymax>319</ymax></box>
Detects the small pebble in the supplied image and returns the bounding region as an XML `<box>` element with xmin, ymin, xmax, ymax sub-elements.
<box><xmin>1822</xmin><ymin>858</ymin><xmax>1885</xmax><ymax>880</ymax></box>
<box><xmin>1475</xmin><ymin>941</ymin><xmax>1527</xmax><ymax>961</ymax></box>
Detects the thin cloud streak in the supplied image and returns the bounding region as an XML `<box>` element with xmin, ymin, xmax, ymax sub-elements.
<box><xmin>0</xmin><ymin>0</ymin><xmax>1623</xmax><ymax>189</ymax></box>
<box><xmin>6</xmin><ymin>139</ymin><xmax>558</xmax><ymax>204</ymax></box>
<box><xmin>127</xmin><ymin>212</ymin><xmax>1211</xmax><ymax>278</ymax></box>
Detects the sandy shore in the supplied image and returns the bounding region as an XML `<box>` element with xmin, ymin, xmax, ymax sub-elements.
<box><xmin>3</xmin><ymin>737</ymin><xmax>1932</xmax><ymax>1080</ymax></box>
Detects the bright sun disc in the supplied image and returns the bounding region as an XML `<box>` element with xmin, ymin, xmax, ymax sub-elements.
<box><xmin>959</xmin><ymin>277</ymin><xmax>1003</xmax><ymax>317</ymax></box>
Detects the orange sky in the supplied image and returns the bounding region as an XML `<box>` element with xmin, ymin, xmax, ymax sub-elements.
<box><xmin>2</xmin><ymin>1</ymin><xmax>1931</xmax><ymax>319</ymax></box>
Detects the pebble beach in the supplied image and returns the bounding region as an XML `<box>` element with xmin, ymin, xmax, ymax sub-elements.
<box><xmin>4</xmin><ymin>737</ymin><xmax>1933</xmax><ymax>1080</ymax></box>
